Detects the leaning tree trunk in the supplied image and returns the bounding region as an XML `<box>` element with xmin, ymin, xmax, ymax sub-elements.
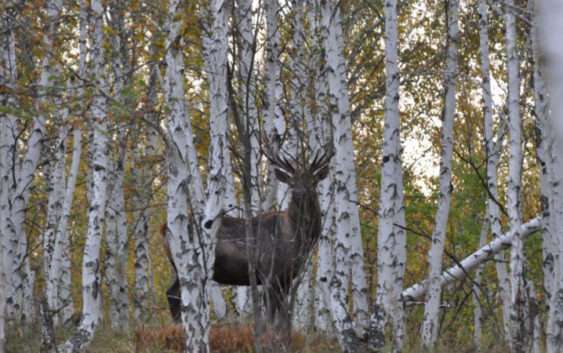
<box><xmin>421</xmin><ymin>0</ymin><xmax>458</xmax><ymax>347</ymax></box>
<box><xmin>61</xmin><ymin>0</ymin><xmax>109</xmax><ymax>350</ymax></box>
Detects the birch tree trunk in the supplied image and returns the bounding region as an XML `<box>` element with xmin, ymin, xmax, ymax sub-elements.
<box><xmin>164</xmin><ymin>1</ymin><xmax>210</xmax><ymax>351</ymax></box>
<box><xmin>0</xmin><ymin>1</ymin><xmax>18</xmax><ymax>327</ymax></box>
<box><xmin>531</xmin><ymin>2</ymin><xmax>557</xmax><ymax>351</ymax></box>
<box><xmin>421</xmin><ymin>0</ymin><xmax>458</xmax><ymax>346</ymax></box>
<box><xmin>473</xmin><ymin>219</ymin><xmax>488</xmax><ymax>352</ymax></box>
<box><xmin>262</xmin><ymin>0</ymin><xmax>285</xmax><ymax>211</ymax></box>
<box><xmin>105</xmin><ymin>141</ymin><xmax>129</xmax><ymax>330</ymax></box>
<box><xmin>478</xmin><ymin>0</ymin><xmax>512</xmax><ymax>343</ymax></box>
<box><xmin>104</xmin><ymin>4</ymin><xmax>130</xmax><ymax>329</ymax></box>
<box><xmin>236</xmin><ymin>0</ymin><xmax>261</xmax><ymax>212</ymax></box>
<box><xmin>202</xmin><ymin>0</ymin><xmax>232</xmax><ymax>321</ymax></box>
<box><xmin>313</xmin><ymin>62</ymin><xmax>335</xmax><ymax>334</ymax></box>
<box><xmin>539</xmin><ymin>0</ymin><xmax>563</xmax><ymax>351</ymax></box>
<box><xmin>133</xmin><ymin>64</ymin><xmax>159</xmax><ymax>322</ymax></box>
<box><xmin>372</xmin><ymin>0</ymin><xmax>406</xmax><ymax>348</ymax></box>
<box><xmin>47</xmin><ymin>125</ymin><xmax>81</xmax><ymax>325</ymax></box>
<box><xmin>505</xmin><ymin>1</ymin><xmax>526</xmax><ymax>351</ymax></box>
<box><xmin>322</xmin><ymin>0</ymin><xmax>369</xmax><ymax>330</ymax></box>
<box><xmin>8</xmin><ymin>0</ymin><xmax>60</xmax><ymax>321</ymax></box>
<box><xmin>61</xmin><ymin>0</ymin><xmax>109</xmax><ymax>350</ymax></box>
<box><xmin>402</xmin><ymin>217</ymin><xmax>542</xmax><ymax>301</ymax></box>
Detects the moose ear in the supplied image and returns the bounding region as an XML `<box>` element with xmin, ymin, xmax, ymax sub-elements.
<box><xmin>314</xmin><ymin>165</ymin><xmax>330</xmax><ymax>181</ymax></box>
<box><xmin>274</xmin><ymin>168</ymin><xmax>292</xmax><ymax>184</ymax></box>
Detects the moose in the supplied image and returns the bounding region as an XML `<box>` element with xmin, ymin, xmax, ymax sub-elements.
<box><xmin>164</xmin><ymin>147</ymin><xmax>333</xmax><ymax>327</ymax></box>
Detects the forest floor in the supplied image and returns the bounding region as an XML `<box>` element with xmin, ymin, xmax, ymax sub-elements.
<box><xmin>5</xmin><ymin>318</ymin><xmax>510</xmax><ymax>353</ymax></box>
<box><xmin>6</xmin><ymin>321</ymin><xmax>343</xmax><ymax>353</ymax></box>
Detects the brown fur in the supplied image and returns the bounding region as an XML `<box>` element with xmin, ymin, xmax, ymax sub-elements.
<box><xmin>165</xmin><ymin>151</ymin><xmax>331</xmax><ymax>325</ymax></box>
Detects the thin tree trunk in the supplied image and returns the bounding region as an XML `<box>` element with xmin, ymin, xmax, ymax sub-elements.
<box><xmin>372</xmin><ymin>0</ymin><xmax>406</xmax><ymax>348</ymax></box>
<box><xmin>322</xmin><ymin>0</ymin><xmax>369</xmax><ymax>330</ymax></box>
<box><xmin>401</xmin><ymin>217</ymin><xmax>542</xmax><ymax>301</ymax></box>
<box><xmin>61</xmin><ymin>0</ymin><xmax>109</xmax><ymax>350</ymax></box>
<box><xmin>505</xmin><ymin>1</ymin><xmax>526</xmax><ymax>351</ymax></box>
<box><xmin>132</xmin><ymin>63</ymin><xmax>159</xmax><ymax>322</ymax></box>
<box><xmin>539</xmin><ymin>0</ymin><xmax>563</xmax><ymax>351</ymax></box>
<box><xmin>164</xmin><ymin>1</ymin><xmax>211</xmax><ymax>351</ymax></box>
<box><xmin>262</xmin><ymin>0</ymin><xmax>285</xmax><ymax>211</ymax></box>
<box><xmin>473</xmin><ymin>219</ymin><xmax>488</xmax><ymax>352</ymax></box>
<box><xmin>421</xmin><ymin>0</ymin><xmax>459</xmax><ymax>345</ymax></box>
<box><xmin>478</xmin><ymin>0</ymin><xmax>512</xmax><ymax>343</ymax></box>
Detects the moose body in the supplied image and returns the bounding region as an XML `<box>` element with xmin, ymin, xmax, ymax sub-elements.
<box><xmin>166</xmin><ymin>149</ymin><xmax>331</xmax><ymax>325</ymax></box>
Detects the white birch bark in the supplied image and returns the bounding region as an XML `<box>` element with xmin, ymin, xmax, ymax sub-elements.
<box><xmin>0</xmin><ymin>4</ymin><xmax>18</xmax><ymax>325</ymax></box>
<box><xmin>105</xmin><ymin>141</ymin><xmax>129</xmax><ymax>330</ymax></box>
<box><xmin>539</xmin><ymin>0</ymin><xmax>563</xmax><ymax>351</ymax></box>
<box><xmin>532</xmin><ymin>2</ymin><xmax>553</xmax><ymax>306</ymax></box>
<box><xmin>505</xmin><ymin>1</ymin><xmax>525</xmax><ymax>351</ymax></box>
<box><xmin>262</xmin><ymin>0</ymin><xmax>285</xmax><ymax>211</ymax></box>
<box><xmin>47</xmin><ymin>125</ymin><xmax>81</xmax><ymax>325</ymax></box>
<box><xmin>61</xmin><ymin>0</ymin><xmax>108</xmax><ymax>350</ymax></box>
<box><xmin>372</xmin><ymin>0</ymin><xmax>406</xmax><ymax>347</ymax></box>
<box><xmin>322</xmin><ymin>0</ymin><xmax>369</xmax><ymax>330</ymax></box>
<box><xmin>236</xmin><ymin>0</ymin><xmax>261</xmax><ymax>212</ymax></box>
<box><xmin>421</xmin><ymin>0</ymin><xmax>458</xmax><ymax>345</ymax></box>
<box><xmin>164</xmin><ymin>1</ymin><xmax>210</xmax><ymax>351</ymax></box>
<box><xmin>8</xmin><ymin>0</ymin><xmax>62</xmax><ymax>320</ymax></box>
<box><xmin>478</xmin><ymin>0</ymin><xmax>512</xmax><ymax>342</ymax></box>
<box><xmin>104</xmin><ymin>6</ymin><xmax>130</xmax><ymax>329</ymax></box>
<box><xmin>0</xmin><ymin>103</ymin><xmax>9</xmax><ymax>353</ymax></box>
<box><xmin>43</xmin><ymin>122</ymin><xmax>66</xmax><ymax>280</ymax></box>
<box><xmin>133</xmin><ymin>65</ymin><xmax>159</xmax><ymax>322</ymax></box>
<box><xmin>473</xmin><ymin>219</ymin><xmax>488</xmax><ymax>352</ymax></box>
<box><xmin>44</xmin><ymin>92</ymin><xmax>71</xmax><ymax>326</ymax></box>
<box><xmin>401</xmin><ymin>217</ymin><xmax>542</xmax><ymax>301</ymax></box>
<box><xmin>202</xmin><ymin>0</ymin><xmax>232</xmax><ymax>321</ymax></box>
<box><xmin>313</xmin><ymin>66</ymin><xmax>335</xmax><ymax>333</ymax></box>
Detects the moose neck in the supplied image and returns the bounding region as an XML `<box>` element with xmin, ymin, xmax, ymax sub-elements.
<box><xmin>287</xmin><ymin>188</ymin><xmax>322</xmax><ymax>245</ymax></box>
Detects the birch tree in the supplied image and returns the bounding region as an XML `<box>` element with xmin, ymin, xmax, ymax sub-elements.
<box><xmin>321</xmin><ymin>0</ymin><xmax>369</xmax><ymax>330</ymax></box>
<box><xmin>505</xmin><ymin>1</ymin><xmax>526</xmax><ymax>351</ymax></box>
<box><xmin>421</xmin><ymin>0</ymin><xmax>458</xmax><ymax>346</ymax></box>
<box><xmin>539</xmin><ymin>0</ymin><xmax>563</xmax><ymax>351</ymax></box>
<box><xmin>235</xmin><ymin>0</ymin><xmax>261</xmax><ymax>212</ymax></box>
<box><xmin>479</xmin><ymin>0</ymin><xmax>512</xmax><ymax>342</ymax></box>
<box><xmin>61</xmin><ymin>0</ymin><xmax>109</xmax><ymax>350</ymax></box>
<box><xmin>132</xmin><ymin>64</ymin><xmax>159</xmax><ymax>322</ymax></box>
<box><xmin>372</xmin><ymin>0</ymin><xmax>407</xmax><ymax>347</ymax></box>
<box><xmin>104</xmin><ymin>3</ymin><xmax>130</xmax><ymax>329</ymax></box>
<box><xmin>163</xmin><ymin>0</ymin><xmax>215</xmax><ymax>351</ymax></box>
<box><xmin>472</xmin><ymin>219</ymin><xmax>488</xmax><ymax>351</ymax></box>
<box><xmin>262</xmin><ymin>0</ymin><xmax>285</xmax><ymax>211</ymax></box>
<box><xmin>202</xmin><ymin>0</ymin><xmax>232</xmax><ymax>321</ymax></box>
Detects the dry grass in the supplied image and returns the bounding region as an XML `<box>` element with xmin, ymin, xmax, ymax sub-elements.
<box><xmin>6</xmin><ymin>323</ymin><xmax>340</xmax><ymax>353</ymax></box>
<box><xmin>134</xmin><ymin>323</ymin><xmax>340</xmax><ymax>353</ymax></box>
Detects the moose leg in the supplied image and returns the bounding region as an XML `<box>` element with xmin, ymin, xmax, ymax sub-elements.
<box><xmin>166</xmin><ymin>277</ymin><xmax>181</xmax><ymax>323</ymax></box>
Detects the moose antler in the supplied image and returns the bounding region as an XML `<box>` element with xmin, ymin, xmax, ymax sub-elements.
<box><xmin>310</xmin><ymin>145</ymin><xmax>334</xmax><ymax>171</ymax></box>
<box><xmin>261</xmin><ymin>133</ymin><xmax>296</xmax><ymax>174</ymax></box>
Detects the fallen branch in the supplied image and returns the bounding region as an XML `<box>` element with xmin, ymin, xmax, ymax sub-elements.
<box><xmin>401</xmin><ymin>216</ymin><xmax>543</xmax><ymax>302</ymax></box>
